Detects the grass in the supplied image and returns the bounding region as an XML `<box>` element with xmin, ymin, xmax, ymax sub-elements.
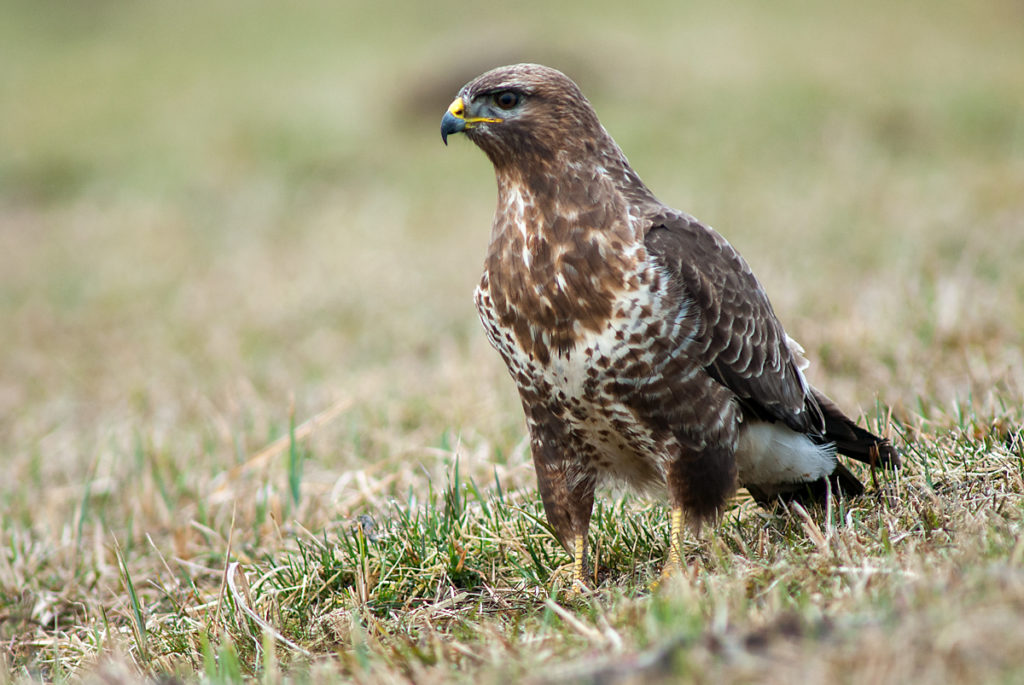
<box><xmin>2</xmin><ymin>0</ymin><xmax>1024</xmax><ymax>682</ymax></box>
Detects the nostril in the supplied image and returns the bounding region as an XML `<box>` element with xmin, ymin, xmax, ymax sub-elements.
<box><xmin>448</xmin><ymin>97</ymin><xmax>467</xmax><ymax>117</ymax></box>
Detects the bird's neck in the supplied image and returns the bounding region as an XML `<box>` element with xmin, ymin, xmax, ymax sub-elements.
<box><xmin>490</xmin><ymin>150</ymin><xmax>651</xmax><ymax>240</ymax></box>
<box><xmin>490</xmin><ymin>169</ymin><xmax>628</xmax><ymax>254</ymax></box>
<box><xmin>493</xmin><ymin>137</ymin><xmax>658</xmax><ymax>226</ymax></box>
<box><xmin>482</xmin><ymin>156</ymin><xmax>650</xmax><ymax>324</ymax></box>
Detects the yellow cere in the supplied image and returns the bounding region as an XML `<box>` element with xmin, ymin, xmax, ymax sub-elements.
<box><xmin>448</xmin><ymin>96</ymin><xmax>503</xmax><ymax>125</ymax></box>
<box><xmin>447</xmin><ymin>97</ymin><xmax>466</xmax><ymax>117</ymax></box>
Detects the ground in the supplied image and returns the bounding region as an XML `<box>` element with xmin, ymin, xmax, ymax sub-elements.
<box><xmin>1</xmin><ymin>1</ymin><xmax>1023</xmax><ymax>682</ymax></box>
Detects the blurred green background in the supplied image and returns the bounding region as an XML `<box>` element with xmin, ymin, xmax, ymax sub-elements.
<box><xmin>2</xmin><ymin>0</ymin><xmax>1023</xmax><ymax>514</ymax></box>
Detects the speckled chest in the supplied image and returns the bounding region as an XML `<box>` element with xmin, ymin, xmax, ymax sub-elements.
<box><xmin>475</xmin><ymin>257</ymin><xmax>668</xmax><ymax>388</ymax></box>
<box><xmin>474</xmin><ymin>247</ymin><xmax>695</xmax><ymax>487</ymax></box>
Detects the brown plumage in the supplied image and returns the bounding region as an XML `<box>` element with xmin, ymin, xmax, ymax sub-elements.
<box><xmin>440</xmin><ymin>63</ymin><xmax>898</xmax><ymax>584</ymax></box>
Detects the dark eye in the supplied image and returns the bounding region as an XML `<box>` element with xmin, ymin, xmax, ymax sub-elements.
<box><xmin>493</xmin><ymin>91</ymin><xmax>520</xmax><ymax>110</ymax></box>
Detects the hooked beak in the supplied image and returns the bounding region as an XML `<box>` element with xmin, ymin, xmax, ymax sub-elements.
<box><xmin>441</xmin><ymin>109</ymin><xmax>465</xmax><ymax>145</ymax></box>
<box><xmin>440</xmin><ymin>96</ymin><xmax>502</xmax><ymax>145</ymax></box>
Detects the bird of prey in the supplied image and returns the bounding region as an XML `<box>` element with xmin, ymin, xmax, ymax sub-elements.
<box><xmin>440</xmin><ymin>63</ymin><xmax>898</xmax><ymax>587</ymax></box>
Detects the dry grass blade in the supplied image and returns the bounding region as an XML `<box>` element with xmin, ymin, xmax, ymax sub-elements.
<box><xmin>209</xmin><ymin>396</ymin><xmax>354</xmax><ymax>498</ymax></box>
<box><xmin>225</xmin><ymin>562</ymin><xmax>311</xmax><ymax>657</ymax></box>
<box><xmin>789</xmin><ymin>501</ymin><xmax>829</xmax><ymax>552</ymax></box>
<box><xmin>544</xmin><ymin>600</ymin><xmax>606</xmax><ymax>645</ymax></box>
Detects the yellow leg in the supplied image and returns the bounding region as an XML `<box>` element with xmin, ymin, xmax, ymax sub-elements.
<box><xmin>668</xmin><ymin>505</ymin><xmax>684</xmax><ymax>567</ymax></box>
<box><xmin>571</xmin><ymin>532</ymin><xmax>587</xmax><ymax>591</ymax></box>
<box><xmin>652</xmin><ymin>506</ymin><xmax>685</xmax><ymax>589</ymax></box>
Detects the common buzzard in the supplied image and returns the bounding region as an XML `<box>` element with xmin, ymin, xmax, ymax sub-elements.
<box><xmin>440</xmin><ymin>64</ymin><xmax>898</xmax><ymax>586</ymax></box>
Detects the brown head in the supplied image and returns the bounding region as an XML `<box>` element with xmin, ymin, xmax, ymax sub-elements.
<box><xmin>440</xmin><ymin>64</ymin><xmax>612</xmax><ymax>171</ymax></box>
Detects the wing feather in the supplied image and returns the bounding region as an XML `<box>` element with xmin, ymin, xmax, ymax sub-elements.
<box><xmin>644</xmin><ymin>213</ymin><xmax>824</xmax><ymax>435</ymax></box>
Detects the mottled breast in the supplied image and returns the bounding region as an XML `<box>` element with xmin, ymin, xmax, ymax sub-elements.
<box><xmin>475</xmin><ymin>249</ymin><xmax>698</xmax><ymax>490</ymax></box>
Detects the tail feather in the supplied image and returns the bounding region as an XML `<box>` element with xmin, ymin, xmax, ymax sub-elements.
<box><xmin>811</xmin><ymin>388</ymin><xmax>900</xmax><ymax>468</ymax></box>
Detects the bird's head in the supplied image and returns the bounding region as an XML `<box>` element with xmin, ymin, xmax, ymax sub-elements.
<box><xmin>440</xmin><ymin>63</ymin><xmax>603</xmax><ymax>168</ymax></box>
